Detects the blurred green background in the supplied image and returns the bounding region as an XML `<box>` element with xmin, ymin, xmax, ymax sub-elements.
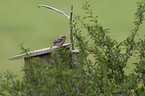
<box><xmin>0</xmin><ymin>0</ymin><xmax>144</xmax><ymax>78</ymax></box>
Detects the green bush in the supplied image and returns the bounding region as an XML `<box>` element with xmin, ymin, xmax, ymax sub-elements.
<box><xmin>0</xmin><ymin>1</ymin><xmax>145</xmax><ymax>96</ymax></box>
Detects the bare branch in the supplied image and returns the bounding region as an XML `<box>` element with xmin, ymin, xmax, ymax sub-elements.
<box><xmin>38</xmin><ymin>4</ymin><xmax>69</xmax><ymax>20</ymax></box>
<box><xmin>69</xmin><ymin>5</ymin><xmax>74</xmax><ymax>50</ymax></box>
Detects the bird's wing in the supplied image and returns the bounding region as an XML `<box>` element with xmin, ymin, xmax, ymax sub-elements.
<box><xmin>53</xmin><ymin>38</ymin><xmax>63</xmax><ymax>44</ymax></box>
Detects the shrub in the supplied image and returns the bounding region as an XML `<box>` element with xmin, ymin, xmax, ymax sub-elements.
<box><xmin>0</xmin><ymin>1</ymin><xmax>145</xmax><ymax>96</ymax></box>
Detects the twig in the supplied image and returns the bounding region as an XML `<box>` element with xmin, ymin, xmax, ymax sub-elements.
<box><xmin>69</xmin><ymin>5</ymin><xmax>74</xmax><ymax>50</ymax></box>
<box><xmin>38</xmin><ymin>5</ymin><xmax>69</xmax><ymax>20</ymax></box>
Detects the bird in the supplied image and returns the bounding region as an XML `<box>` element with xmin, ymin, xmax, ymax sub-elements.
<box><xmin>51</xmin><ymin>35</ymin><xmax>66</xmax><ymax>48</ymax></box>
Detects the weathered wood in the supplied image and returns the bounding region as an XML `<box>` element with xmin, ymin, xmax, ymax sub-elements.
<box><xmin>24</xmin><ymin>47</ymin><xmax>71</xmax><ymax>65</ymax></box>
<box><xmin>24</xmin><ymin>53</ymin><xmax>51</xmax><ymax>65</ymax></box>
<box><xmin>9</xmin><ymin>43</ymin><xmax>71</xmax><ymax>61</ymax></box>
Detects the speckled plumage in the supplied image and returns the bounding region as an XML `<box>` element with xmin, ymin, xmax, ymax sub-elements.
<box><xmin>51</xmin><ymin>35</ymin><xmax>66</xmax><ymax>47</ymax></box>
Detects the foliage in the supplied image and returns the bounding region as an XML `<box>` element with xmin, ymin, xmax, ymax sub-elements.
<box><xmin>0</xmin><ymin>0</ymin><xmax>145</xmax><ymax>96</ymax></box>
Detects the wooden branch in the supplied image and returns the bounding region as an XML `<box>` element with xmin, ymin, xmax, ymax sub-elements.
<box><xmin>69</xmin><ymin>5</ymin><xmax>74</xmax><ymax>50</ymax></box>
<box><xmin>38</xmin><ymin>5</ymin><xmax>69</xmax><ymax>20</ymax></box>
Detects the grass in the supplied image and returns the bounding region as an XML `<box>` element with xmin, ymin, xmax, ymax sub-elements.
<box><xmin>0</xmin><ymin>0</ymin><xmax>144</xmax><ymax>78</ymax></box>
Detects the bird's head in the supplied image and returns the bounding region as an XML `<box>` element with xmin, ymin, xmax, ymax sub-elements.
<box><xmin>60</xmin><ymin>35</ymin><xmax>66</xmax><ymax>39</ymax></box>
